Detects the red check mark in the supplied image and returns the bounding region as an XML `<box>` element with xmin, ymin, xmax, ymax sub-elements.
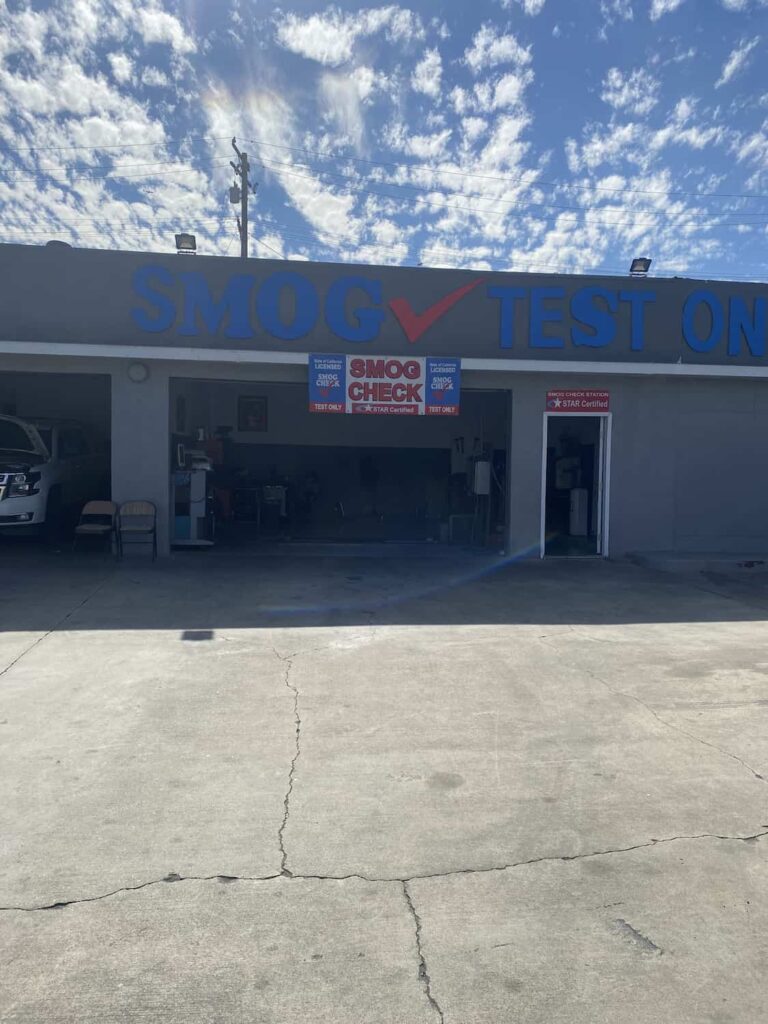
<box><xmin>389</xmin><ymin>279</ymin><xmax>484</xmax><ymax>343</ymax></box>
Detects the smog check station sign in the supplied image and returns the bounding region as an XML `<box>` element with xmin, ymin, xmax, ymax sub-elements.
<box><xmin>546</xmin><ymin>389</ymin><xmax>610</xmax><ymax>412</ymax></box>
<box><xmin>309</xmin><ymin>355</ymin><xmax>461</xmax><ymax>416</ymax></box>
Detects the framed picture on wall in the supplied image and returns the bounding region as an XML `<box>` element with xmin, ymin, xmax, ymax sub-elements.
<box><xmin>237</xmin><ymin>396</ymin><xmax>268</xmax><ymax>432</ymax></box>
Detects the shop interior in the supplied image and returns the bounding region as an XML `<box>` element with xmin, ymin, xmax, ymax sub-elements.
<box><xmin>169</xmin><ymin>378</ymin><xmax>509</xmax><ymax>549</ymax></box>
<box><xmin>0</xmin><ymin>371</ymin><xmax>110</xmax><ymax>436</ymax></box>
<box><xmin>0</xmin><ymin>371</ymin><xmax>111</xmax><ymax>534</ymax></box>
<box><xmin>544</xmin><ymin>415</ymin><xmax>603</xmax><ymax>557</ymax></box>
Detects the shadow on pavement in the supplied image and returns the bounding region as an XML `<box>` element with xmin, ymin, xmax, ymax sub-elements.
<box><xmin>2</xmin><ymin>534</ymin><xmax>768</xmax><ymax>632</ymax></box>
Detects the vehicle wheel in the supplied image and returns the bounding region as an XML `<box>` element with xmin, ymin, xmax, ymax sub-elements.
<box><xmin>43</xmin><ymin>489</ymin><xmax>64</xmax><ymax>546</ymax></box>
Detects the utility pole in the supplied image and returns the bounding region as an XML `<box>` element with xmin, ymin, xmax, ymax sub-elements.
<box><xmin>230</xmin><ymin>137</ymin><xmax>256</xmax><ymax>259</ymax></box>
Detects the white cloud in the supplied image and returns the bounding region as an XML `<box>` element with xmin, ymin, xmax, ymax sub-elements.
<box><xmin>601</xmin><ymin>67</ymin><xmax>659</xmax><ymax>115</ymax></box>
<box><xmin>721</xmin><ymin>0</ymin><xmax>768</xmax><ymax>9</ymax></box>
<box><xmin>384</xmin><ymin>8</ymin><xmax>425</xmax><ymax>43</ymax></box>
<box><xmin>108</xmin><ymin>53</ymin><xmax>133</xmax><ymax>84</ymax></box>
<box><xmin>492</xmin><ymin>71</ymin><xmax>534</xmax><ymax>108</ymax></box>
<box><xmin>601</xmin><ymin>0</ymin><xmax>634</xmax><ymax>16</ymax></box>
<box><xmin>566</xmin><ymin>94</ymin><xmax>728</xmax><ymax>178</ymax></box>
<box><xmin>350</xmin><ymin>65</ymin><xmax>387</xmax><ymax>101</ymax></box>
<box><xmin>479</xmin><ymin>113</ymin><xmax>531</xmax><ymax>169</ymax></box>
<box><xmin>598</xmin><ymin>0</ymin><xmax>634</xmax><ymax>37</ymax></box>
<box><xmin>274</xmin><ymin>6</ymin><xmax>423</xmax><ymax>67</ymax></box>
<box><xmin>141</xmin><ymin>67</ymin><xmax>169</xmax><ymax>88</ymax></box>
<box><xmin>650</xmin><ymin>0</ymin><xmax>686</xmax><ymax>18</ymax></box>
<box><xmin>502</xmin><ymin>0</ymin><xmax>547</xmax><ymax>12</ymax></box>
<box><xmin>134</xmin><ymin>4</ymin><xmax>196</xmax><ymax>54</ymax></box>
<box><xmin>319</xmin><ymin>67</ymin><xmax>386</xmax><ymax>150</ymax></box>
<box><xmin>411</xmin><ymin>48</ymin><xmax>442</xmax><ymax>99</ymax></box>
<box><xmin>715</xmin><ymin>37</ymin><xmax>760</xmax><ymax>86</ymax></box>
<box><xmin>449</xmin><ymin>86</ymin><xmax>471</xmax><ymax>115</ymax></box>
<box><xmin>734</xmin><ymin>127</ymin><xmax>768</xmax><ymax>164</ymax></box>
<box><xmin>386</xmin><ymin>123</ymin><xmax>453</xmax><ymax>159</ymax></box>
<box><xmin>461</xmin><ymin>116</ymin><xmax>488</xmax><ymax>141</ymax></box>
<box><xmin>464</xmin><ymin>23</ymin><xmax>531</xmax><ymax>74</ymax></box>
<box><xmin>0</xmin><ymin>0</ymin><xmax>228</xmax><ymax>256</ymax></box>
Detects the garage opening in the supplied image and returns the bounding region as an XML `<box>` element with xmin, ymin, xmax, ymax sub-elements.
<box><xmin>0</xmin><ymin>371</ymin><xmax>111</xmax><ymax>539</ymax></box>
<box><xmin>169</xmin><ymin>378</ymin><xmax>509</xmax><ymax>551</ymax></box>
<box><xmin>542</xmin><ymin>414</ymin><xmax>609</xmax><ymax>557</ymax></box>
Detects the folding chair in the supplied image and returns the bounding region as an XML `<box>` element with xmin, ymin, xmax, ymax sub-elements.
<box><xmin>73</xmin><ymin>500</ymin><xmax>118</xmax><ymax>555</ymax></box>
<box><xmin>118</xmin><ymin>500</ymin><xmax>157</xmax><ymax>560</ymax></box>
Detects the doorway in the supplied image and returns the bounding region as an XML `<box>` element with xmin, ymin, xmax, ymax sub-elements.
<box><xmin>540</xmin><ymin>413</ymin><xmax>610</xmax><ymax>557</ymax></box>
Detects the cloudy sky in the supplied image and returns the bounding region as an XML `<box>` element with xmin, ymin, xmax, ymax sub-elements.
<box><xmin>0</xmin><ymin>0</ymin><xmax>766</xmax><ymax>281</ymax></box>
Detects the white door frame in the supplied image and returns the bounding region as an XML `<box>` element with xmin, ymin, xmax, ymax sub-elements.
<box><xmin>539</xmin><ymin>411</ymin><xmax>613</xmax><ymax>559</ymax></box>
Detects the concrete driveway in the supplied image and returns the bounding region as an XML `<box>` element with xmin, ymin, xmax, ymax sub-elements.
<box><xmin>1</xmin><ymin>548</ymin><xmax>767</xmax><ymax>1023</ymax></box>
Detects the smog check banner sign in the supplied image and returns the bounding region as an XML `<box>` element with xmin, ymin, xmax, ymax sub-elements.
<box><xmin>309</xmin><ymin>355</ymin><xmax>461</xmax><ymax>416</ymax></box>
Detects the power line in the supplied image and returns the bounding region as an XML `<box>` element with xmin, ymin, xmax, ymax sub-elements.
<box><xmin>5</xmin><ymin>218</ymin><xmax>766</xmax><ymax>282</ymax></box>
<box><xmin>3</xmin><ymin>134</ymin><xmax>233</xmax><ymax>155</ymax></box>
<box><xmin>255</xmin><ymin>237</ymin><xmax>284</xmax><ymax>259</ymax></box>
<box><xmin>3</xmin><ymin>150</ymin><xmax>765</xmax><ymax>235</ymax></box>
<box><xmin>223</xmin><ymin>214</ymin><xmax>241</xmax><ymax>257</ymax></box>
<box><xmin>252</xmin><ymin>222</ymin><xmax>768</xmax><ymax>282</ymax></box>
<box><xmin>249</xmin><ymin>155</ymin><xmax>768</xmax><ymax>229</ymax></box>
<box><xmin>2</xmin><ymin>128</ymin><xmax>765</xmax><ymax>205</ymax></box>
<box><xmin>2</xmin><ymin>135</ymin><xmax>765</xmax><ymax>230</ymax></box>
<box><xmin>0</xmin><ymin>153</ymin><xmax>233</xmax><ymax>180</ymax></box>
<box><xmin>245</xmin><ymin>135</ymin><xmax>768</xmax><ymax>204</ymax></box>
<box><xmin>5</xmin><ymin>202</ymin><xmax>768</xmax><ymax>281</ymax></box>
<box><xmin>0</xmin><ymin>161</ymin><xmax>232</xmax><ymax>185</ymax></box>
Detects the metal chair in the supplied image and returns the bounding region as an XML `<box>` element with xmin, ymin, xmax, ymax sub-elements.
<box><xmin>118</xmin><ymin>500</ymin><xmax>157</xmax><ymax>560</ymax></box>
<box><xmin>73</xmin><ymin>500</ymin><xmax>118</xmax><ymax>554</ymax></box>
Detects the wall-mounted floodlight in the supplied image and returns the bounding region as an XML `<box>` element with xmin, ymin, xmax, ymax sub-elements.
<box><xmin>175</xmin><ymin>233</ymin><xmax>197</xmax><ymax>254</ymax></box>
<box><xmin>629</xmin><ymin>257</ymin><xmax>652</xmax><ymax>276</ymax></box>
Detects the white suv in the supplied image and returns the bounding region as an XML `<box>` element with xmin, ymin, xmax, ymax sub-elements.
<box><xmin>0</xmin><ymin>415</ymin><xmax>109</xmax><ymax>535</ymax></box>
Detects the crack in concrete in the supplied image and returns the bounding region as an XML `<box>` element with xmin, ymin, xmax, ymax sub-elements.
<box><xmin>401</xmin><ymin>881</ymin><xmax>445</xmax><ymax>1023</ymax></box>
<box><xmin>274</xmin><ymin>648</ymin><xmax>301</xmax><ymax>877</ymax></box>
<box><xmin>0</xmin><ymin>871</ymin><xmax>281</xmax><ymax>912</ymax></box>
<box><xmin>536</xmin><ymin>628</ymin><xmax>766</xmax><ymax>785</ymax></box>
<box><xmin>3</xmin><ymin>829</ymin><xmax>766</xmax><ymax>913</ymax></box>
<box><xmin>0</xmin><ymin>574</ymin><xmax>114</xmax><ymax>680</ymax></box>
<box><xmin>584</xmin><ymin>664</ymin><xmax>766</xmax><ymax>784</ymax></box>
<box><xmin>271</xmin><ymin>615</ymin><xmax>378</xmax><ymax>876</ymax></box>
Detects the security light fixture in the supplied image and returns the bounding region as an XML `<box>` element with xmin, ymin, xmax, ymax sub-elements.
<box><xmin>629</xmin><ymin>257</ymin><xmax>652</xmax><ymax>276</ymax></box>
<box><xmin>175</xmin><ymin>233</ymin><xmax>197</xmax><ymax>254</ymax></box>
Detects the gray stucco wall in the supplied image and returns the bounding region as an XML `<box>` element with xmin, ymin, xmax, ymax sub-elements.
<box><xmin>1</xmin><ymin>243</ymin><xmax>766</xmax><ymax>367</ymax></box>
<box><xmin>3</xmin><ymin>352</ymin><xmax>768</xmax><ymax>558</ymax></box>
<box><xmin>505</xmin><ymin>372</ymin><xmax>768</xmax><ymax>557</ymax></box>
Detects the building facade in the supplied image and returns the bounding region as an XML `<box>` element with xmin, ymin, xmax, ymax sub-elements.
<box><xmin>1</xmin><ymin>242</ymin><xmax>767</xmax><ymax>557</ymax></box>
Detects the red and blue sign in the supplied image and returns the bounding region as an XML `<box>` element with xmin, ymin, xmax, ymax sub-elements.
<box><xmin>309</xmin><ymin>354</ymin><xmax>461</xmax><ymax>416</ymax></box>
<box><xmin>308</xmin><ymin>354</ymin><xmax>346</xmax><ymax>413</ymax></box>
<box><xmin>425</xmin><ymin>357</ymin><xmax>461</xmax><ymax>416</ymax></box>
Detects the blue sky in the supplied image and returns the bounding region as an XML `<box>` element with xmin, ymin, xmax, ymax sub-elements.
<box><xmin>0</xmin><ymin>0</ymin><xmax>766</xmax><ymax>281</ymax></box>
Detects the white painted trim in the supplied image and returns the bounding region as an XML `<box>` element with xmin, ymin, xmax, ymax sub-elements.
<box><xmin>540</xmin><ymin>411</ymin><xmax>612</xmax><ymax>559</ymax></box>
<box><xmin>603</xmin><ymin>415</ymin><xmax>613</xmax><ymax>558</ymax></box>
<box><xmin>1</xmin><ymin>339</ymin><xmax>768</xmax><ymax>379</ymax></box>
<box><xmin>462</xmin><ymin>358</ymin><xmax>768</xmax><ymax>378</ymax></box>
<box><xmin>539</xmin><ymin>414</ymin><xmax>548</xmax><ymax>559</ymax></box>
<box><xmin>0</xmin><ymin>340</ymin><xmax>307</xmax><ymax>365</ymax></box>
